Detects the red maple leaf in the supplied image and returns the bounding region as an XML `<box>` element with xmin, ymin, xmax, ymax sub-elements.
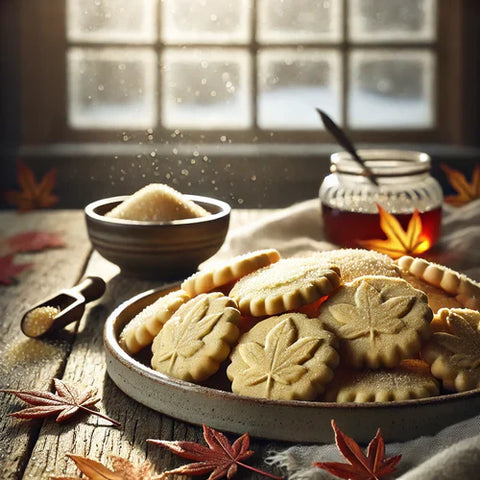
<box><xmin>0</xmin><ymin>378</ymin><xmax>120</xmax><ymax>427</ymax></box>
<box><xmin>313</xmin><ymin>420</ymin><xmax>401</xmax><ymax>480</ymax></box>
<box><xmin>4</xmin><ymin>159</ymin><xmax>59</xmax><ymax>212</ymax></box>
<box><xmin>3</xmin><ymin>231</ymin><xmax>65</xmax><ymax>254</ymax></box>
<box><xmin>147</xmin><ymin>424</ymin><xmax>283</xmax><ymax>480</ymax></box>
<box><xmin>0</xmin><ymin>254</ymin><xmax>33</xmax><ymax>285</ymax></box>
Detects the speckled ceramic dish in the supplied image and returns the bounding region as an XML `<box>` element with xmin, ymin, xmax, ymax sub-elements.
<box><xmin>85</xmin><ymin>195</ymin><xmax>230</xmax><ymax>280</ymax></box>
<box><xmin>104</xmin><ymin>285</ymin><xmax>480</xmax><ymax>443</ymax></box>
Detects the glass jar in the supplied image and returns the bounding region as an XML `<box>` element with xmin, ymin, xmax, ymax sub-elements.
<box><xmin>319</xmin><ymin>149</ymin><xmax>443</xmax><ymax>250</ymax></box>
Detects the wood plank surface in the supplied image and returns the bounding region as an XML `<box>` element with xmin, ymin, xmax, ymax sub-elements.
<box><xmin>0</xmin><ymin>211</ymin><xmax>92</xmax><ymax>480</ymax></box>
<box><xmin>1</xmin><ymin>210</ymin><xmax>287</xmax><ymax>480</ymax></box>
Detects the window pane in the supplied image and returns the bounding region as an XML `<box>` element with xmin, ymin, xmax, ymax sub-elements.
<box><xmin>348</xmin><ymin>49</ymin><xmax>435</xmax><ymax>129</ymax></box>
<box><xmin>68</xmin><ymin>48</ymin><xmax>157</xmax><ymax>129</ymax></box>
<box><xmin>258</xmin><ymin>49</ymin><xmax>342</xmax><ymax>130</ymax></box>
<box><xmin>162</xmin><ymin>0</ymin><xmax>251</xmax><ymax>44</ymax></box>
<box><xmin>257</xmin><ymin>0</ymin><xmax>342</xmax><ymax>43</ymax></box>
<box><xmin>67</xmin><ymin>0</ymin><xmax>157</xmax><ymax>43</ymax></box>
<box><xmin>162</xmin><ymin>48</ymin><xmax>251</xmax><ymax>129</ymax></box>
<box><xmin>349</xmin><ymin>0</ymin><xmax>436</xmax><ymax>42</ymax></box>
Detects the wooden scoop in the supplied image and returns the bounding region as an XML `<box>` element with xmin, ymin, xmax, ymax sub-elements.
<box><xmin>21</xmin><ymin>276</ymin><xmax>106</xmax><ymax>338</ymax></box>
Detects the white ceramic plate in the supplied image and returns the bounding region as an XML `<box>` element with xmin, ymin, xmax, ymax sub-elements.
<box><xmin>104</xmin><ymin>285</ymin><xmax>480</xmax><ymax>443</ymax></box>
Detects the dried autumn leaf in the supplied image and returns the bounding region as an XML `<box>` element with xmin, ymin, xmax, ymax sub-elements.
<box><xmin>314</xmin><ymin>420</ymin><xmax>401</xmax><ymax>480</ymax></box>
<box><xmin>441</xmin><ymin>163</ymin><xmax>480</xmax><ymax>206</ymax></box>
<box><xmin>147</xmin><ymin>423</ymin><xmax>283</xmax><ymax>480</ymax></box>
<box><xmin>0</xmin><ymin>254</ymin><xmax>33</xmax><ymax>285</ymax></box>
<box><xmin>357</xmin><ymin>204</ymin><xmax>430</xmax><ymax>259</ymax></box>
<box><xmin>3</xmin><ymin>231</ymin><xmax>65</xmax><ymax>254</ymax></box>
<box><xmin>4</xmin><ymin>158</ymin><xmax>59</xmax><ymax>212</ymax></box>
<box><xmin>0</xmin><ymin>378</ymin><xmax>120</xmax><ymax>427</ymax></box>
<box><xmin>50</xmin><ymin>453</ymin><xmax>163</xmax><ymax>480</ymax></box>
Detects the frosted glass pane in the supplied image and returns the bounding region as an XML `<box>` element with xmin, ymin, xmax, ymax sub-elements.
<box><xmin>257</xmin><ymin>0</ymin><xmax>342</xmax><ymax>44</ymax></box>
<box><xmin>349</xmin><ymin>0</ymin><xmax>436</xmax><ymax>42</ymax></box>
<box><xmin>162</xmin><ymin>48</ymin><xmax>251</xmax><ymax>129</ymax></box>
<box><xmin>258</xmin><ymin>49</ymin><xmax>342</xmax><ymax>129</ymax></box>
<box><xmin>162</xmin><ymin>0</ymin><xmax>251</xmax><ymax>44</ymax></box>
<box><xmin>348</xmin><ymin>50</ymin><xmax>435</xmax><ymax>129</ymax></box>
<box><xmin>67</xmin><ymin>0</ymin><xmax>157</xmax><ymax>43</ymax></box>
<box><xmin>68</xmin><ymin>48</ymin><xmax>157</xmax><ymax>129</ymax></box>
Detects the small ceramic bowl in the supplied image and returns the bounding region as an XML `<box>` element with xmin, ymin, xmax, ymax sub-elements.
<box><xmin>85</xmin><ymin>194</ymin><xmax>230</xmax><ymax>280</ymax></box>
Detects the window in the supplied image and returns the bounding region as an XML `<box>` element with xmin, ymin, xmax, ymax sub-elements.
<box><xmin>17</xmin><ymin>0</ymin><xmax>475</xmax><ymax>145</ymax></box>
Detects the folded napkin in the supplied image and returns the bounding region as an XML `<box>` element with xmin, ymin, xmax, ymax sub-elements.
<box><xmin>205</xmin><ymin>198</ymin><xmax>480</xmax><ymax>480</ymax></box>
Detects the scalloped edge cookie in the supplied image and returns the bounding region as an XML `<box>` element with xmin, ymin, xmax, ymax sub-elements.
<box><xmin>229</xmin><ymin>256</ymin><xmax>341</xmax><ymax>317</ymax></box>
<box><xmin>227</xmin><ymin>313</ymin><xmax>339</xmax><ymax>400</ymax></box>
<box><xmin>120</xmin><ymin>289</ymin><xmax>191</xmax><ymax>354</ymax></box>
<box><xmin>316</xmin><ymin>248</ymin><xmax>401</xmax><ymax>283</ymax></box>
<box><xmin>323</xmin><ymin>359</ymin><xmax>440</xmax><ymax>403</ymax></box>
<box><xmin>181</xmin><ymin>249</ymin><xmax>281</xmax><ymax>296</ymax></box>
<box><xmin>151</xmin><ymin>292</ymin><xmax>241</xmax><ymax>382</ymax></box>
<box><xmin>421</xmin><ymin>308</ymin><xmax>480</xmax><ymax>392</ymax></box>
<box><xmin>319</xmin><ymin>275</ymin><xmax>433</xmax><ymax>369</ymax></box>
<box><xmin>396</xmin><ymin>256</ymin><xmax>480</xmax><ymax>311</ymax></box>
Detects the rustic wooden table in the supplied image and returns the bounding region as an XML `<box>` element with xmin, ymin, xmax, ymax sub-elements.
<box><xmin>0</xmin><ymin>209</ymin><xmax>287</xmax><ymax>480</ymax></box>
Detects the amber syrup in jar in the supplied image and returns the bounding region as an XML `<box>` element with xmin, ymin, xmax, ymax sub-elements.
<box><xmin>319</xmin><ymin>150</ymin><xmax>443</xmax><ymax>250</ymax></box>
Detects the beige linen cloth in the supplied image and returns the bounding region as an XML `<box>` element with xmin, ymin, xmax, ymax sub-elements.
<box><xmin>204</xmin><ymin>198</ymin><xmax>480</xmax><ymax>480</ymax></box>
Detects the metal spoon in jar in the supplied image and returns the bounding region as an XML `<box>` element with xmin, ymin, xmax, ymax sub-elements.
<box><xmin>316</xmin><ymin>108</ymin><xmax>378</xmax><ymax>186</ymax></box>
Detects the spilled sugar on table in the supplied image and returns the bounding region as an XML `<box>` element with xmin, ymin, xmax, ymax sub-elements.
<box><xmin>0</xmin><ymin>208</ymin><xmax>279</xmax><ymax>480</ymax></box>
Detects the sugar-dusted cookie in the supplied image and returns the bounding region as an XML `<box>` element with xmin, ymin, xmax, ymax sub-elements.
<box><xmin>151</xmin><ymin>292</ymin><xmax>240</xmax><ymax>382</ymax></box>
<box><xmin>316</xmin><ymin>248</ymin><xmax>401</xmax><ymax>282</ymax></box>
<box><xmin>119</xmin><ymin>289</ymin><xmax>190</xmax><ymax>354</ymax></box>
<box><xmin>323</xmin><ymin>359</ymin><xmax>440</xmax><ymax>402</ymax></box>
<box><xmin>227</xmin><ymin>313</ymin><xmax>339</xmax><ymax>400</ymax></box>
<box><xmin>421</xmin><ymin>308</ymin><xmax>480</xmax><ymax>392</ymax></box>
<box><xmin>229</xmin><ymin>257</ymin><xmax>341</xmax><ymax>317</ymax></box>
<box><xmin>319</xmin><ymin>276</ymin><xmax>432</xmax><ymax>369</ymax></box>
<box><xmin>396</xmin><ymin>255</ymin><xmax>480</xmax><ymax>311</ymax></box>
<box><xmin>181</xmin><ymin>249</ymin><xmax>281</xmax><ymax>296</ymax></box>
<box><xmin>106</xmin><ymin>183</ymin><xmax>210</xmax><ymax>221</ymax></box>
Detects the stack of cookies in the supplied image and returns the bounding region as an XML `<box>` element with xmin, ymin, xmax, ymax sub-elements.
<box><xmin>119</xmin><ymin>248</ymin><xmax>480</xmax><ymax>403</ymax></box>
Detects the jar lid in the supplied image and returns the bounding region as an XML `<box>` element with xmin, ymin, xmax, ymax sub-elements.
<box><xmin>331</xmin><ymin>150</ymin><xmax>431</xmax><ymax>177</ymax></box>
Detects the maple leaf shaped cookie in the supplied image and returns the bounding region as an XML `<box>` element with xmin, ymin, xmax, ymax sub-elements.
<box><xmin>320</xmin><ymin>276</ymin><xmax>432</xmax><ymax>369</ymax></box>
<box><xmin>227</xmin><ymin>313</ymin><xmax>339</xmax><ymax>400</ymax></box>
<box><xmin>151</xmin><ymin>292</ymin><xmax>240</xmax><ymax>382</ymax></box>
<box><xmin>422</xmin><ymin>308</ymin><xmax>480</xmax><ymax>392</ymax></box>
<box><xmin>330</xmin><ymin>281</ymin><xmax>411</xmax><ymax>343</ymax></box>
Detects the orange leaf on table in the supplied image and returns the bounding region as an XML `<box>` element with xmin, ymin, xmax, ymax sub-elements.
<box><xmin>313</xmin><ymin>420</ymin><xmax>401</xmax><ymax>480</ymax></box>
<box><xmin>441</xmin><ymin>163</ymin><xmax>480</xmax><ymax>206</ymax></box>
<box><xmin>4</xmin><ymin>159</ymin><xmax>59</xmax><ymax>212</ymax></box>
<box><xmin>147</xmin><ymin>423</ymin><xmax>283</xmax><ymax>480</ymax></box>
<box><xmin>50</xmin><ymin>453</ymin><xmax>162</xmax><ymax>480</ymax></box>
<box><xmin>0</xmin><ymin>254</ymin><xmax>33</xmax><ymax>285</ymax></box>
<box><xmin>357</xmin><ymin>204</ymin><xmax>430</xmax><ymax>259</ymax></box>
